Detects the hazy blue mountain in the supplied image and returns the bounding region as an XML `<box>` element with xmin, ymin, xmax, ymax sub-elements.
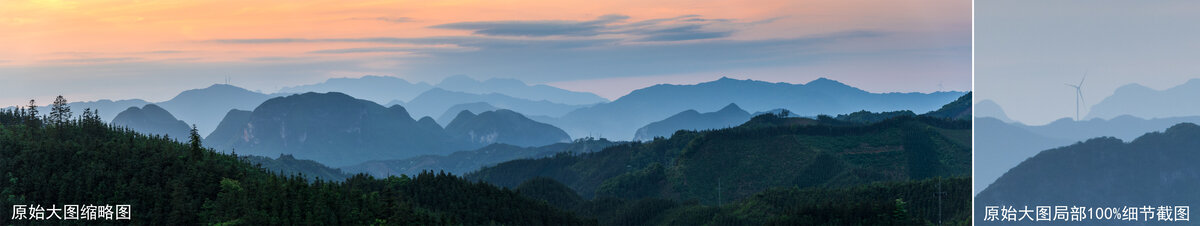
<box><xmin>974</xmin><ymin>115</ymin><xmax>1200</xmax><ymax>196</ymax></box>
<box><xmin>468</xmin><ymin>112</ymin><xmax>971</xmax><ymax>202</ymax></box>
<box><xmin>276</xmin><ymin>75</ymin><xmax>433</xmax><ymax>105</ymax></box>
<box><xmin>156</xmin><ymin>84</ymin><xmax>275</xmax><ymax>136</ymax></box>
<box><xmin>203</xmin><ymin>109</ymin><xmax>252</xmax><ymax>148</ymax></box>
<box><xmin>632</xmin><ymin>103</ymin><xmax>751</xmax><ymax>141</ymax></box>
<box><xmin>1020</xmin><ymin>115</ymin><xmax>1200</xmax><ymax>142</ymax></box>
<box><xmin>111</xmin><ymin>104</ymin><xmax>192</xmax><ymax>141</ymax></box>
<box><xmin>973</xmin><ymin>117</ymin><xmax>1070</xmax><ymax>196</ymax></box>
<box><xmin>436</xmin><ymin>75</ymin><xmax>608</xmax><ymax>105</ymax></box>
<box><xmin>342</xmin><ymin>138</ymin><xmax>618</xmax><ymax>177</ymax></box>
<box><xmin>241</xmin><ymin>154</ymin><xmax>350</xmax><ymax>181</ymax></box>
<box><xmin>974</xmin><ymin>99</ymin><xmax>1012</xmax><ymax>123</ymax></box>
<box><xmin>205</xmin><ymin>92</ymin><xmax>473</xmax><ymax>167</ymax></box>
<box><xmin>976</xmin><ymin>123</ymin><xmax>1200</xmax><ymax>225</ymax></box>
<box><xmin>921</xmin><ymin>91</ymin><xmax>971</xmax><ymax>120</ymax></box>
<box><xmin>402</xmin><ymin>88</ymin><xmax>587</xmax><ymax>119</ymax></box>
<box><xmin>436</xmin><ymin>102</ymin><xmax>498</xmax><ymax>125</ymax></box>
<box><xmin>552</xmin><ymin>77</ymin><xmax>965</xmax><ymax>140</ymax></box>
<box><xmin>445</xmin><ymin>109</ymin><xmax>572</xmax><ymax>147</ymax></box>
<box><xmin>1087</xmin><ymin>79</ymin><xmax>1200</xmax><ymax>120</ymax></box>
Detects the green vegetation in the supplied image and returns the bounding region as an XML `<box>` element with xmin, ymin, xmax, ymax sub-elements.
<box><xmin>467</xmin><ymin>113</ymin><xmax>971</xmax><ymax>205</ymax></box>
<box><xmin>516</xmin><ymin>176</ymin><xmax>971</xmax><ymax>225</ymax></box>
<box><xmin>0</xmin><ymin>98</ymin><xmax>588</xmax><ymax>225</ymax></box>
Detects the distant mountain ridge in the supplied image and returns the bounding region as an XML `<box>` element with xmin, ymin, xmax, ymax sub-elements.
<box><xmin>206</xmin><ymin>92</ymin><xmax>576</xmax><ymax>167</ymax></box>
<box><xmin>973</xmin><ymin>114</ymin><xmax>1200</xmax><ymax>195</ymax></box>
<box><xmin>205</xmin><ymin>92</ymin><xmax>469</xmax><ymax>167</ymax></box>
<box><xmin>436</xmin><ymin>102</ymin><xmax>499</xmax><ymax>125</ymax></box>
<box><xmin>468</xmin><ymin>109</ymin><xmax>971</xmax><ymax>203</ymax></box>
<box><xmin>277</xmin><ymin>75</ymin><xmax>433</xmax><ymax>105</ymax></box>
<box><xmin>632</xmin><ymin>103</ymin><xmax>751</xmax><ymax>141</ymax></box>
<box><xmin>436</xmin><ymin>75</ymin><xmax>609</xmax><ymax>105</ymax></box>
<box><xmin>1087</xmin><ymin>79</ymin><xmax>1200</xmax><ymax>120</ymax></box>
<box><xmin>445</xmin><ymin>109</ymin><xmax>572</xmax><ymax>147</ymax></box>
<box><xmin>976</xmin><ymin>123</ymin><xmax>1200</xmax><ymax>226</ymax></box>
<box><xmin>111</xmin><ymin>104</ymin><xmax>192</xmax><ymax>141</ymax></box>
<box><xmin>548</xmin><ymin>77</ymin><xmax>965</xmax><ymax>140</ymax></box>
<box><xmin>974</xmin><ymin>99</ymin><xmax>1012</xmax><ymax>123</ymax></box>
<box><xmin>402</xmin><ymin>88</ymin><xmax>588</xmax><ymax>119</ymax></box>
<box><xmin>156</xmin><ymin>84</ymin><xmax>277</xmax><ymax>136</ymax></box>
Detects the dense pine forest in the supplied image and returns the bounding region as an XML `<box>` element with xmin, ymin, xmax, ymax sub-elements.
<box><xmin>0</xmin><ymin>97</ymin><xmax>587</xmax><ymax>225</ymax></box>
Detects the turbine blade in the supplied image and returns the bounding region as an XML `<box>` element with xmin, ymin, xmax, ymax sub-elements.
<box><xmin>1080</xmin><ymin>71</ymin><xmax>1087</xmax><ymax>87</ymax></box>
<box><xmin>1079</xmin><ymin>90</ymin><xmax>1085</xmax><ymax>109</ymax></box>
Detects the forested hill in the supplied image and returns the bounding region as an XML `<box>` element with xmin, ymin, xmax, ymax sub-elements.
<box><xmin>466</xmin><ymin>112</ymin><xmax>971</xmax><ymax>204</ymax></box>
<box><xmin>0</xmin><ymin>103</ymin><xmax>589</xmax><ymax>225</ymax></box>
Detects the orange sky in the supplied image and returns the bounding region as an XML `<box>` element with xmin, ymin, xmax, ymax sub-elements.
<box><xmin>0</xmin><ymin>0</ymin><xmax>965</xmax><ymax>66</ymax></box>
<box><xmin>0</xmin><ymin>0</ymin><xmax>970</xmax><ymax>103</ymax></box>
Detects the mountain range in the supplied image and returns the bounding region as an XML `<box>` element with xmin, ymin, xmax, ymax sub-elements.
<box><xmin>974</xmin><ymin>114</ymin><xmax>1200</xmax><ymax>195</ymax></box>
<box><xmin>204</xmin><ymin>92</ymin><xmax>469</xmax><ymax>167</ymax></box>
<box><xmin>974</xmin><ymin>99</ymin><xmax>1012</xmax><ymax>123</ymax></box>
<box><xmin>632</xmin><ymin>103</ymin><xmax>750</xmax><ymax>141</ymax></box>
<box><xmin>976</xmin><ymin>123</ymin><xmax>1200</xmax><ymax>225</ymax></box>
<box><xmin>203</xmin><ymin>92</ymin><xmax>578</xmax><ymax>167</ymax></box>
<box><xmin>399</xmin><ymin>88</ymin><xmax>588</xmax><ymax>120</ymax></box>
<box><xmin>544</xmin><ymin>77</ymin><xmax>965</xmax><ymax>140</ymax></box>
<box><xmin>1087</xmin><ymin>78</ymin><xmax>1200</xmax><ymax>120</ymax></box>
<box><xmin>156</xmin><ymin>84</ymin><xmax>277</xmax><ymax>136</ymax></box>
<box><xmin>467</xmin><ymin>100</ymin><xmax>972</xmax><ymax>203</ymax></box>
<box><xmin>111</xmin><ymin>104</ymin><xmax>193</xmax><ymax>141</ymax></box>
<box><xmin>445</xmin><ymin>109</ymin><xmax>571</xmax><ymax>147</ymax></box>
<box><xmin>276</xmin><ymin>75</ymin><xmax>433</xmax><ymax>105</ymax></box>
<box><xmin>436</xmin><ymin>102</ymin><xmax>498</xmax><ymax>125</ymax></box>
<box><xmin>436</xmin><ymin>75</ymin><xmax>609</xmax><ymax>105</ymax></box>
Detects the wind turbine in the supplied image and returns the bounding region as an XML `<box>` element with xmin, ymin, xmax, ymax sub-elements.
<box><xmin>1065</xmin><ymin>71</ymin><xmax>1087</xmax><ymax>121</ymax></box>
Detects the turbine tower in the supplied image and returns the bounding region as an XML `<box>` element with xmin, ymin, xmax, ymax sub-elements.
<box><xmin>1065</xmin><ymin>71</ymin><xmax>1087</xmax><ymax>121</ymax></box>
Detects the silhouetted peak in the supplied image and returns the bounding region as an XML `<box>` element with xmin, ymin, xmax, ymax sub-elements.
<box><xmin>678</xmin><ymin>109</ymin><xmax>701</xmax><ymax>116</ymax></box>
<box><xmin>388</xmin><ymin>105</ymin><xmax>413</xmax><ymax>119</ymax></box>
<box><xmin>417</xmin><ymin>116</ymin><xmax>441</xmax><ymax>128</ymax></box>
<box><xmin>452</xmin><ymin>110</ymin><xmax>478</xmax><ymax>122</ymax></box>
<box><xmin>1164</xmin><ymin>122</ymin><xmax>1200</xmax><ymax>136</ymax></box>
<box><xmin>805</xmin><ymin>77</ymin><xmax>851</xmax><ymax>88</ymax></box>
<box><xmin>1112</xmin><ymin>83</ymin><xmax>1154</xmax><ymax>94</ymax></box>
<box><xmin>140</xmin><ymin>104</ymin><xmax>169</xmax><ymax>114</ymax></box>
<box><xmin>717</xmin><ymin>103</ymin><xmax>744</xmax><ymax>113</ymax></box>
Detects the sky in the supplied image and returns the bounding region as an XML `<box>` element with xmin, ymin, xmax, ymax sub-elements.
<box><xmin>1</xmin><ymin>0</ymin><xmax>970</xmax><ymax>104</ymax></box>
<box><xmin>976</xmin><ymin>0</ymin><xmax>1200</xmax><ymax>125</ymax></box>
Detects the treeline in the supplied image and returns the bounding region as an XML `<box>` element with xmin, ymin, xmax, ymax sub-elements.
<box><xmin>467</xmin><ymin>112</ymin><xmax>972</xmax><ymax>204</ymax></box>
<box><xmin>0</xmin><ymin>96</ymin><xmax>589</xmax><ymax>225</ymax></box>
<box><xmin>514</xmin><ymin>176</ymin><xmax>972</xmax><ymax>225</ymax></box>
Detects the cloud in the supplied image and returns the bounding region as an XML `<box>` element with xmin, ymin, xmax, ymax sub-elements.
<box><xmin>426</xmin><ymin>14</ymin><xmax>754</xmax><ymax>42</ymax></box>
<box><xmin>213</xmin><ymin>36</ymin><xmax>620</xmax><ymax>50</ymax></box>
<box><xmin>429</xmin><ymin>14</ymin><xmax>629</xmax><ymax>37</ymax></box>
<box><xmin>631</xmin><ymin>24</ymin><xmax>734</xmax><ymax>41</ymax></box>
<box><xmin>307</xmin><ymin>46</ymin><xmax>470</xmax><ymax>54</ymax></box>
